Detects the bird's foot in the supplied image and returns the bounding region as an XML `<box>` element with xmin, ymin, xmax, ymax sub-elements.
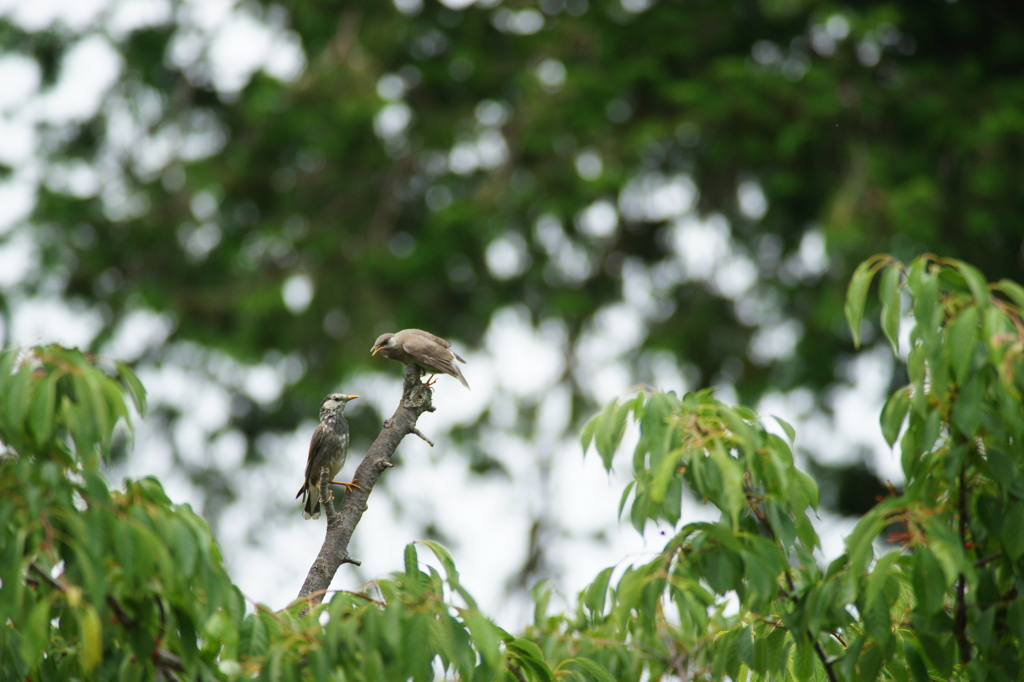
<box><xmin>422</xmin><ymin>374</ymin><xmax>437</xmax><ymax>387</ymax></box>
<box><xmin>330</xmin><ymin>480</ymin><xmax>361</xmax><ymax>491</ymax></box>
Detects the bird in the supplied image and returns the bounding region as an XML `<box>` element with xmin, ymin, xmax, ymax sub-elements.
<box><xmin>371</xmin><ymin>329</ymin><xmax>470</xmax><ymax>389</ymax></box>
<box><xmin>296</xmin><ymin>393</ymin><xmax>358</xmax><ymax>520</ymax></box>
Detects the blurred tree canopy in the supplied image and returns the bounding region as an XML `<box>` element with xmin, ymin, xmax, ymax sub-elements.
<box><xmin>4</xmin><ymin>0</ymin><xmax>1024</xmax><ymax>517</ymax></box>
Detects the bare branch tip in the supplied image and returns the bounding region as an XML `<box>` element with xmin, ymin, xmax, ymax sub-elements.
<box><xmin>410</xmin><ymin>427</ymin><xmax>434</xmax><ymax>447</ymax></box>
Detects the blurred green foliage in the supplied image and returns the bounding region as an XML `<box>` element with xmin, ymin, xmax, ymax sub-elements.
<box><xmin>12</xmin><ymin>0</ymin><xmax>1024</xmax><ymax>429</ymax></box>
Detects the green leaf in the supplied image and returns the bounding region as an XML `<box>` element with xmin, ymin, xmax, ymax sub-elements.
<box><xmin>846</xmin><ymin>498</ymin><xmax>901</xmax><ymax>576</ymax></box>
<box><xmin>947</xmin><ymin>305</ymin><xmax>979</xmax><ymax>382</ymax></box>
<box><xmin>161</xmin><ymin>521</ymin><xmax>196</xmax><ymax>581</ymax></box>
<box><xmin>80</xmin><ymin>603</ymin><xmax>103</xmax><ymax>672</ymax></box>
<box><xmin>507</xmin><ymin>638</ymin><xmax>553</xmax><ymax>682</ymax></box>
<box><xmin>1001</xmin><ymin>503</ymin><xmax>1024</xmax><ymax>561</ymax></box>
<box><xmin>740</xmin><ymin>561</ymin><xmax>772</xmax><ymax>613</ymax></box>
<box><xmin>564</xmin><ymin>657</ymin><xmax>616</xmax><ymax>682</ymax></box>
<box><xmin>464</xmin><ymin>610</ymin><xmax>500</xmax><ymax>670</ymax></box>
<box><xmin>404</xmin><ymin>612</ymin><xmax>434</xmax><ymax>682</ymax></box>
<box><xmin>592</xmin><ymin>399</ymin><xmax>631</xmax><ymax>470</ymax></box>
<box><xmin>864</xmin><ymin>551</ymin><xmax>899</xmax><ymax>643</ymax></box>
<box><xmin>116</xmin><ymin>361</ymin><xmax>148</xmax><ymax>415</ymax></box>
<box><xmin>908</xmin><ymin>263</ymin><xmax>940</xmax><ymax>348</ymax></box>
<box><xmin>702</xmin><ymin>549</ymin><xmax>742</xmax><ymax>595</ymax></box>
<box><xmin>952</xmin><ymin>260</ymin><xmax>990</xmax><ymax>303</ymax></box>
<box><xmin>7</xmin><ymin>364</ymin><xmax>35</xmax><ymax>436</ymax></box>
<box><xmin>710</xmin><ymin>443</ymin><xmax>745</xmax><ymax>529</ymax></box>
<box><xmin>29</xmin><ymin>372</ymin><xmax>59</xmax><ymax>444</ymax></box>
<box><xmin>660</xmin><ymin>474</ymin><xmax>683</xmax><ymax>526</ymax></box>
<box><xmin>240</xmin><ymin>612</ymin><xmax>270</xmax><ymax>657</ymax></box>
<box><xmin>418</xmin><ymin>540</ymin><xmax>477</xmax><ymax>609</ymax></box>
<box><xmin>924</xmin><ymin>519</ymin><xmax>967</xmax><ymax>584</ymax></box>
<box><xmin>995</xmin><ymin>278</ymin><xmax>1024</xmax><ymax>310</ymax></box>
<box><xmin>792</xmin><ymin>469</ymin><xmax>820</xmax><ymax>511</ymax></box>
<box><xmin>855</xmin><ymin>641</ymin><xmax>885</xmax><ymax>682</ymax></box>
<box><xmin>917</xmin><ymin>633</ymin><xmax>953</xmax><ymax>678</ymax></box>
<box><xmin>579</xmin><ymin>413</ymin><xmax>599</xmax><ymax>453</ymax></box>
<box><xmin>649</xmin><ymin>444</ymin><xmax>680</xmax><ymax>504</ymax></box>
<box><xmin>583</xmin><ymin>566</ymin><xmax>613</xmax><ymax>616</ymax></box>
<box><xmin>713</xmin><ymin>627</ymin><xmax>742</xmax><ymax>681</ymax></box>
<box><xmin>879</xmin><ymin>386</ymin><xmax>911</xmax><ymax>447</ymax></box>
<box><xmin>0</xmin><ymin>348</ymin><xmax>19</xmax><ymax>394</ymax></box>
<box><xmin>617</xmin><ymin>480</ymin><xmax>634</xmax><ymax>519</ymax></box>
<box><xmin>772</xmin><ymin>415</ymin><xmax>796</xmax><ymax>444</ymax></box>
<box><xmin>951</xmin><ymin>372</ymin><xmax>983</xmax><ymax>437</ymax></box>
<box><xmin>737</xmin><ymin>624</ymin><xmax>755</xmax><ymax>668</ymax></box>
<box><xmin>629</xmin><ymin>486</ymin><xmax>650</xmax><ymax>534</ymax></box>
<box><xmin>845</xmin><ymin>256</ymin><xmax>888</xmax><ymax>348</ymax></box>
<box><xmin>404</xmin><ymin>543</ymin><xmax>420</xmax><ymax>577</ymax></box>
<box><xmin>765</xmin><ymin>499</ymin><xmax>796</xmax><ymax>549</ymax></box>
<box><xmin>530</xmin><ymin>580</ymin><xmax>551</xmax><ymax>625</ymax></box>
<box><xmin>21</xmin><ymin>598</ymin><xmax>51</xmax><ymax>670</ymax></box>
<box><xmin>791</xmin><ymin>638</ymin><xmax>817</xmax><ymax>682</ymax></box>
<box><xmin>911</xmin><ymin>547</ymin><xmax>947</xmax><ymax>616</ymax></box>
<box><xmin>879</xmin><ymin>264</ymin><xmax>903</xmax><ymax>353</ymax></box>
<box><xmin>903</xmin><ymin>640</ymin><xmax>931</xmax><ymax>682</ymax></box>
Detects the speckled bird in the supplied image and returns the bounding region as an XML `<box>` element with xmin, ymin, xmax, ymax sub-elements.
<box><xmin>296</xmin><ymin>393</ymin><xmax>358</xmax><ymax>520</ymax></box>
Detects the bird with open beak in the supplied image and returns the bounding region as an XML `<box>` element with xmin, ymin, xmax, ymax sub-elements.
<box><xmin>371</xmin><ymin>329</ymin><xmax>470</xmax><ymax>389</ymax></box>
<box><xmin>296</xmin><ymin>393</ymin><xmax>359</xmax><ymax>519</ymax></box>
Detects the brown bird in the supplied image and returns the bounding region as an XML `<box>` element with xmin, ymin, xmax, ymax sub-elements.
<box><xmin>371</xmin><ymin>329</ymin><xmax>470</xmax><ymax>389</ymax></box>
<box><xmin>296</xmin><ymin>393</ymin><xmax>358</xmax><ymax>520</ymax></box>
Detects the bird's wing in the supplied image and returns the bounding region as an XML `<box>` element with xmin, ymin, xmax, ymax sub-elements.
<box><xmin>408</xmin><ymin>329</ymin><xmax>452</xmax><ymax>348</ymax></box>
<box><xmin>408</xmin><ymin>329</ymin><xmax>466</xmax><ymax>363</ymax></box>
<box><xmin>302</xmin><ymin>423</ymin><xmax>327</xmax><ymax>485</ymax></box>
<box><xmin>403</xmin><ymin>334</ymin><xmax>460</xmax><ymax>375</ymax></box>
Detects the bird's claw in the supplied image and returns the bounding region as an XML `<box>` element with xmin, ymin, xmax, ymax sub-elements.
<box><xmin>330</xmin><ymin>480</ymin><xmax>361</xmax><ymax>491</ymax></box>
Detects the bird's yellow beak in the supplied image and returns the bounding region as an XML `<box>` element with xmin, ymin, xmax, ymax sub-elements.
<box><xmin>346</xmin><ymin>394</ymin><xmax>359</xmax><ymax>401</ymax></box>
<box><xmin>371</xmin><ymin>345</ymin><xmax>383</xmax><ymax>356</ymax></box>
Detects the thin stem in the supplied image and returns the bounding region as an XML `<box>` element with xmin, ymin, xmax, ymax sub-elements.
<box><xmin>814</xmin><ymin>642</ymin><xmax>838</xmax><ymax>682</ymax></box>
<box><xmin>955</xmin><ymin>466</ymin><xmax>970</xmax><ymax>666</ymax></box>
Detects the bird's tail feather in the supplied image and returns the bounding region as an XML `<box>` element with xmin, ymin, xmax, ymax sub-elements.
<box><xmin>453</xmin><ymin>364</ymin><xmax>470</xmax><ymax>390</ymax></box>
<box><xmin>301</xmin><ymin>484</ymin><xmax>321</xmax><ymax>519</ymax></box>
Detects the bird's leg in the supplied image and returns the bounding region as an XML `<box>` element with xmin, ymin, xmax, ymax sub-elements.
<box><xmin>330</xmin><ymin>480</ymin><xmax>362</xmax><ymax>491</ymax></box>
<box><xmin>423</xmin><ymin>374</ymin><xmax>437</xmax><ymax>387</ymax></box>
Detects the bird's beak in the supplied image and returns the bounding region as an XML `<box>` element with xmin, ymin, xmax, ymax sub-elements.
<box><xmin>346</xmin><ymin>395</ymin><xmax>359</xmax><ymax>401</ymax></box>
<box><xmin>371</xmin><ymin>345</ymin><xmax>382</xmax><ymax>356</ymax></box>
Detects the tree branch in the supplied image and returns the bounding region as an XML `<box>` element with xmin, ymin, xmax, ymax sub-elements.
<box><xmin>955</xmin><ymin>466</ymin><xmax>971</xmax><ymax>666</ymax></box>
<box><xmin>507</xmin><ymin>663</ymin><xmax>529</xmax><ymax>682</ymax></box>
<box><xmin>296</xmin><ymin>364</ymin><xmax>434</xmax><ymax>611</ymax></box>
<box><xmin>814</xmin><ymin>642</ymin><xmax>838</xmax><ymax>682</ymax></box>
<box><xmin>974</xmin><ymin>551</ymin><xmax>1001</xmax><ymax>568</ymax></box>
